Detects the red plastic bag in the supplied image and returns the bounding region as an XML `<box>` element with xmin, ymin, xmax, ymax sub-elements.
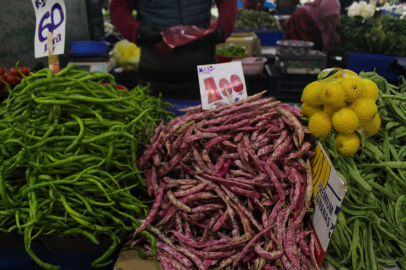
<box><xmin>156</xmin><ymin>21</ymin><xmax>217</xmax><ymax>55</ymax></box>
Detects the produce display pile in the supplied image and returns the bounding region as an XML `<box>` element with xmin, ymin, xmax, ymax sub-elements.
<box><xmin>0</xmin><ymin>65</ymin><xmax>173</xmax><ymax>269</ymax></box>
<box><xmin>301</xmin><ymin>69</ymin><xmax>379</xmax><ymax>156</ymax></box>
<box><xmin>301</xmin><ymin>70</ymin><xmax>406</xmax><ymax>269</ymax></box>
<box><xmin>126</xmin><ymin>91</ymin><xmax>320</xmax><ymax>270</ymax></box>
<box><xmin>338</xmin><ymin>15</ymin><xmax>406</xmax><ymax>57</ymax></box>
<box><xmin>234</xmin><ymin>9</ymin><xmax>279</xmax><ymax>29</ymax></box>
<box><xmin>216</xmin><ymin>44</ymin><xmax>248</xmax><ymax>57</ymax></box>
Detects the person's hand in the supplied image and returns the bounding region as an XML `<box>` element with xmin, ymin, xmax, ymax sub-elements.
<box><xmin>332</xmin><ymin>31</ymin><xmax>341</xmax><ymax>45</ymax></box>
<box><xmin>200</xmin><ymin>25</ymin><xmax>225</xmax><ymax>46</ymax></box>
<box><xmin>138</xmin><ymin>24</ymin><xmax>163</xmax><ymax>46</ymax></box>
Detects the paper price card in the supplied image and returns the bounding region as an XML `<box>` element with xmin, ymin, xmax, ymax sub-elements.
<box><xmin>309</xmin><ymin>142</ymin><xmax>348</xmax><ymax>266</ymax></box>
<box><xmin>31</xmin><ymin>0</ymin><xmax>66</xmax><ymax>58</ymax></box>
<box><xmin>197</xmin><ymin>62</ymin><xmax>247</xmax><ymax>110</ymax></box>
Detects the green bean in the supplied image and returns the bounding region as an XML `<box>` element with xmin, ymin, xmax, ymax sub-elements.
<box><xmin>91</xmin><ymin>233</ymin><xmax>117</xmax><ymax>267</ymax></box>
<box><xmin>351</xmin><ymin>219</ymin><xmax>360</xmax><ymax>270</ymax></box>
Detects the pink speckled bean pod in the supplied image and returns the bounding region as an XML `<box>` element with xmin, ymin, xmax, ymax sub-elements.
<box><xmin>222</xmin><ymin>186</ymin><xmax>263</xmax><ymax>232</ymax></box>
<box><xmin>167</xmin><ymin>190</ymin><xmax>192</xmax><ymax>213</ymax></box>
<box><xmin>147</xmin><ymin>224</ymin><xmax>176</xmax><ymax>248</ymax></box>
<box><xmin>232</xmin><ymin>224</ymin><xmax>275</xmax><ymax>269</ymax></box>
<box><xmin>270</xmin><ymin>135</ymin><xmax>293</xmax><ymax>161</ymax></box>
<box><xmin>204</xmin><ymin>135</ymin><xmax>234</xmax><ymax>150</ymax></box>
<box><xmin>289</xmin><ymin>141</ymin><xmax>312</xmax><ymax>159</ymax></box>
<box><xmin>230</xmin><ymin>170</ymin><xmax>256</xmax><ymax>178</ymax></box>
<box><xmin>276</xmin><ymin>208</ymin><xmax>288</xmax><ymax>249</ymax></box>
<box><xmin>177</xmin><ymin>104</ymin><xmax>202</xmax><ymax>113</ymax></box>
<box><xmin>254</xmin><ymin>243</ymin><xmax>285</xmax><ymax>260</ymax></box>
<box><xmin>242</xmin><ymin>135</ymin><xmax>263</xmax><ymax>167</ymax></box>
<box><xmin>171</xmin><ymin>130</ymin><xmax>186</xmax><ymax>155</ymax></box>
<box><xmin>284</xmin><ymin>220</ymin><xmax>300</xmax><ymax>267</ymax></box>
<box><xmin>173</xmin><ymin>183</ymin><xmax>206</xmax><ymax>197</ymax></box>
<box><xmin>310</xmin><ymin>233</ymin><xmax>320</xmax><ymax>270</ymax></box>
<box><xmin>281</xmin><ymin>254</ymin><xmax>292</xmax><ymax>269</ymax></box>
<box><xmin>283</xmin><ymin>157</ymin><xmax>305</xmax><ymax>171</ymax></box>
<box><xmin>300</xmin><ymin>239</ymin><xmax>310</xmax><ymax>256</ymax></box>
<box><xmin>301</xmin><ymin>251</ymin><xmax>308</xmax><ymax>270</ymax></box>
<box><xmin>190</xmin><ymin>249</ymin><xmax>239</xmax><ymax>260</ymax></box>
<box><xmin>305</xmin><ymin>159</ymin><xmax>313</xmax><ymax>205</ymax></box>
<box><xmin>257</xmin><ymin>144</ymin><xmax>275</xmax><ymax>157</ymax></box>
<box><xmin>186</xmin><ymin>132</ymin><xmax>219</xmax><ymax>143</ymax></box>
<box><xmin>189</xmin><ymin>212</ymin><xmax>207</xmax><ymax>221</ymax></box>
<box><xmin>137</xmin><ymin>132</ymin><xmax>163</xmax><ymax>169</ymax></box>
<box><xmin>215</xmin><ymin>98</ymin><xmax>271</xmax><ymax>117</ymax></box>
<box><xmin>158</xmin><ymin>149</ymin><xmax>185</xmax><ymax>177</ymax></box>
<box><xmin>172</xmin><ymin>230</ymin><xmax>229</xmax><ymax>248</ymax></box>
<box><xmin>229</xmin><ymin>186</ymin><xmax>260</xmax><ymax>199</ymax></box>
<box><xmin>296</xmin><ymin>230</ymin><xmax>311</xmax><ymax>243</ymax></box>
<box><xmin>218</xmin><ymin>252</ymin><xmax>240</xmax><ymax>268</ymax></box>
<box><xmin>192</xmin><ymin>203</ymin><xmax>225</xmax><ymax>213</ymax></box>
<box><xmin>202</xmin><ymin>235</ymin><xmax>248</xmax><ymax>252</ymax></box>
<box><xmin>175</xmin><ymin>246</ymin><xmax>206</xmax><ymax>270</ymax></box>
<box><xmin>135</xmin><ymin>182</ymin><xmax>165</xmax><ymax>234</ymax></box>
<box><xmin>253</xmin><ymin>174</ymin><xmax>269</xmax><ymax>182</ymax></box>
<box><xmin>276</xmin><ymin>106</ymin><xmax>305</xmax><ymax>145</ymax></box>
<box><xmin>199</xmin><ymin>118</ymin><xmax>251</xmax><ymax>133</ymax></box>
<box><xmin>212</xmin><ymin>211</ymin><xmax>230</xmax><ymax>232</ymax></box>
<box><xmin>199</xmin><ymin>174</ymin><xmax>256</xmax><ymax>191</ymax></box>
<box><xmin>217</xmin><ymin>159</ymin><xmax>232</xmax><ymax>177</ymax></box>
<box><xmin>277</xmin><ymin>104</ymin><xmax>302</xmax><ymax>117</ymax></box>
<box><xmin>261</xmin><ymin>161</ymin><xmax>284</xmax><ymax>203</ymax></box>
<box><xmin>156</xmin><ymin>240</ymin><xmax>193</xmax><ymax>267</ymax></box>
<box><xmin>229</xmin><ymin>201</ymin><xmax>252</xmax><ymax>239</ymax></box>
<box><xmin>221</xmin><ymin>153</ymin><xmax>240</xmax><ymax>160</ymax></box>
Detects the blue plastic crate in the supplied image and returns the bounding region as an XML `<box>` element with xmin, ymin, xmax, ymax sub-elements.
<box><xmin>347</xmin><ymin>51</ymin><xmax>406</xmax><ymax>81</ymax></box>
<box><xmin>381</xmin><ymin>10</ymin><xmax>402</xmax><ymax>18</ymax></box>
<box><xmin>165</xmin><ymin>100</ymin><xmax>201</xmax><ymax>117</ymax></box>
<box><xmin>255</xmin><ymin>31</ymin><xmax>284</xmax><ymax>46</ymax></box>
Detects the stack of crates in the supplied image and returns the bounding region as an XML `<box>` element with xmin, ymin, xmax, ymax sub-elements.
<box><xmin>85</xmin><ymin>0</ymin><xmax>105</xmax><ymax>40</ymax></box>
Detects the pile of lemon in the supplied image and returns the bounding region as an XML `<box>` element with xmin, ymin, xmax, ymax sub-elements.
<box><xmin>301</xmin><ymin>69</ymin><xmax>381</xmax><ymax>156</ymax></box>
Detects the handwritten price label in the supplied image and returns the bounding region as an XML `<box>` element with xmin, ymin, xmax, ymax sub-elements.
<box><xmin>197</xmin><ymin>62</ymin><xmax>247</xmax><ymax>110</ymax></box>
<box><xmin>31</xmin><ymin>0</ymin><xmax>66</xmax><ymax>58</ymax></box>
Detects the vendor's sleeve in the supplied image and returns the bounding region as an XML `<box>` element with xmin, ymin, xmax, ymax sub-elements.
<box><xmin>215</xmin><ymin>0</ymin><xmax>238</xmax><ymax>41</ymax></box>
<box><xmin>109</xmin><ymin>0</ymin><xmax>142</xmax><ymax>45</ymax></box>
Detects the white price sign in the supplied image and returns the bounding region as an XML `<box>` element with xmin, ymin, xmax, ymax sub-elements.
<box><xmin>31</xmin><ymin>0</ymin><xmax>66</xmax><ymax>58</ymax></box>
<box><xmin>197</xmin><ymin>62</ymin><xmax>247</xmax><ymax>110</ymax></box>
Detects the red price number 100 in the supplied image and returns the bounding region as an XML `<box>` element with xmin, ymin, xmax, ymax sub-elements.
<box><xmin>204</xmin><ymin>75</ymin><xmax>244</xmax><ymax>104</ymax></box>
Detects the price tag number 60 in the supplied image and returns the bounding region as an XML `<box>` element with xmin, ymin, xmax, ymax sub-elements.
<box><xmin>204</xmin><ymin>75</ymin><xmax>244</xmax><ymax>104</ymax></box>
<box><xmin>38</xmin><ymin>3</ymin><xmax>64</xmax><ymax>50</ymax></box>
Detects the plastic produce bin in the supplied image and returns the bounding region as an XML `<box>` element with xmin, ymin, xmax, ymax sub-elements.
<box><xmin>255</xmin><ymin>31</ymin><xmax>284</xmax><ymax>46</ymax></box>
<box><xmin>232</xmin><ymin>57</ymin><xmax>267</xmax><ymax>75</ymax></box>
<box><xmin>347</xmin><ymin>51</ymin><xmax>406</xmax><ymax>81</ymax></box>
<box><xmin>265</xmin><ymin>64</ymin><xmax>316</xmax><ymax>103</ymax></box>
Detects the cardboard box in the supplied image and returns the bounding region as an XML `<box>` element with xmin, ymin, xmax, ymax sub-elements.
<box><xmin>216</xmin><ymin>32</ymin><xmax>262</xmax><ymax>57</ymax></box>
<box><xmin>114</xmin><ymin>141</ymin><xmax>348</xmax><ymax>270</ymax></box>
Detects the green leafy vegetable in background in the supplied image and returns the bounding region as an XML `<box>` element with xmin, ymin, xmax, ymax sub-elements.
<box><xmin>235</xmin><ymin>9</ymin><xmax>280</xmax><ymax>29</ymax></box>
<box><xmin>216</xmin><ymin>43</ymin><xmax>248</xmax><ymax>57</ymax></box>
<box><xmin>338</xmin><ymin>15</ymin><xmax>406</xmax><ymax>57</ymax></box>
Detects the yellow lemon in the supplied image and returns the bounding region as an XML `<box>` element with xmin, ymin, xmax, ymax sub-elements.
<box><xmin>340</xmin><ymin>76</ymin><xmax>364</xmax><ymax>102</ymax></box>
<box><xmin>319</xmin><ymin>83</ymin><xmax>346</xmax><ymax>107</ymax></box>
<box><xmin>301</xmin><ymin>81</ymin><xmax>324</xmax><ymax>106</ymax></box>
<box><xmin>301</xmin><ymin>103</ymin><xmax>323</xmax><ymax>118</ymax></box>
<box><xmin>363</xmin><ymin>114</ymin><xmax>381</xmax><ymax>137</ymax></box>
<box><xmin>350</xmin><ymin>98</ymin><xmax>378</xmax><ymax>126</ymax></box>
<box><xmin>324</xmin><ymin>101</ymin><xmax>347</xmax><ymax>116</ymax></box>
<box><xmin>362</xmin><ymin>79</ymin><xmax>379</xmax><ymax>102</ymax></box>
<box><xmin>308</xmin><ymin>112</ymin><xmax>332</xmax><ymax>138</ymax></box>
<box><xmin>335</xmin><ymin>133</ymin><xmax>360</xmax><ymax>156</ymax></box>
<box><xmin>332</xmin><ymin>108</ymin><xmax>359</xmax><ymax>134</ymax></box>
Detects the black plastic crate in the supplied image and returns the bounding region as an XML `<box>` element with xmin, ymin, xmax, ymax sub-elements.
<box><xmin>245</xmin><ymin>73</ymin><xmax>267</xmax><ymax>96</ymax></box>
<box><xmin>86</xmin><ymin>0</ymin><xmax>105</xmax><ymax>40</ymax></box>
<box><xmin>265</xmin><ymin>64</ymin><xmax>317</xmax><ymax>103</ymax></box>
<box><xmin>275</xmin><ymin>50</ymin><xmax>326</xmax><ymax>75</ymax></box>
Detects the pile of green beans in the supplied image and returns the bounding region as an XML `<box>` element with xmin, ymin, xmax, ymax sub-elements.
<box><xmin>0</xmin><ymin>65</ymin><xmax>173</xmax><ymax>269</ymax></box>
<box><xmin>321</xmin><ymin>72</ymin><xmax>406</xmax><ymax>270</ymax></box>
